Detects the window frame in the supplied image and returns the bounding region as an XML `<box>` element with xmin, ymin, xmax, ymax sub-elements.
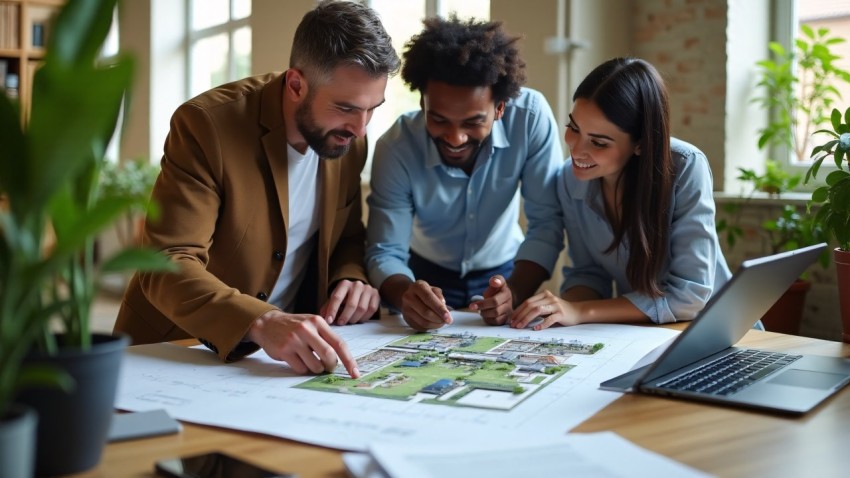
<box><xmin>770</xmin><ymin>0</ymin><xmax>797</xmax><ymax>175</ymax></box>
<box><xmin>770</xmin><ymin>0</ymin><xmax>849</xmax><ymax>189</ymax></box>
<box><xmin>185</xmin><ymin>0</ymin><xmax>251</xmax><ymax>98</ymax></box>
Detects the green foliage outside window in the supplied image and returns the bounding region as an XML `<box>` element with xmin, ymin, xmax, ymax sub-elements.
<box><xmin>752</xmin><ymin>25</ymin><xmax>850</xmax><ymax>164</ymax></box>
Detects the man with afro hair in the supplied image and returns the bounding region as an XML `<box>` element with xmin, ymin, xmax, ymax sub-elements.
<box><xmin>366</xmin><ymin>15</ymin><xmax>563</xmax><ymax>331</ymax></box>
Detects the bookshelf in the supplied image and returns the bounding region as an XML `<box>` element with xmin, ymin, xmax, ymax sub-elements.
<box><xmin>0</xmin><ymin>0</ymin><xmax>64</xmax><ymax>120</ymax></box>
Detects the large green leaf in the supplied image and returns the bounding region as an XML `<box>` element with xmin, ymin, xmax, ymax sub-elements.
<box><xmin>49</xmin><ymin>194</ymin><xmax>139</xmax><ymax>256</ymax></box>
<box><xmin>27</xmin><ymin>59</ymin><xmax>133</xmax><ymax>216</ymax></box>
<box><xmin>833</xmin><ymin>108</ymin><xmax>844</xmax><ymax>132</ymax></box>
<box><xmin>47</xmin><ymin>0</ymin><xmax>119</xmax><ymax>67</ymax></box>
<box><xmin>826</xmin><ymin>170</ymin><xmax>850</xmax><ymax>186</ymax></box>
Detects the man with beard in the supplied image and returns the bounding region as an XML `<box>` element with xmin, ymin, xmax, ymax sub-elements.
<box><xmin>115</xmin><ymin>0</ymin><xmax>399</xmax><ymax>378</ymax></box>
<box><xmin>366</xmin><ymin>16</ymin><xmax>563</xmax><ymax>331</ymax></box>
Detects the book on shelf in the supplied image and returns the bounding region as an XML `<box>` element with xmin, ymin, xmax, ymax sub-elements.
<box><xmin>28</xmin><ymin>4</ymin><xmax>57</xmax><ymax>50</ymax></box>
<box><xmin>0</xmin><ymin>2</ymin><xmax>21</xmax><ymax>49</ymax></box>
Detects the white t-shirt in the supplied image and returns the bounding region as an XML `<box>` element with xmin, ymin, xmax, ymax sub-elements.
<box><xmin>268</xmin><ymin>144</ymin><xmax>321</xmax><ymax>311</ymax></box>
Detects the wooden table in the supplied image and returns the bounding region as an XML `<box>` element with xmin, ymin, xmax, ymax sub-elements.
<box><xmin>75</xmin><ymin>327</ymin><xmax>850</xmax><ymax>478</ymax></box>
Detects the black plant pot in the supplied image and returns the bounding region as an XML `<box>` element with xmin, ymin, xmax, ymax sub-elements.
<box><xmin>17</xmin><ymin>333</ymin><xmax>129</xmax><ymax>476</ymax></box>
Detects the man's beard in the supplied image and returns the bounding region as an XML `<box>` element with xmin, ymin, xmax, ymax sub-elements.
<box><xmin>295</xmin><ymin>100</ymin><xmax>355</xmax><ymax>159</ymax></box>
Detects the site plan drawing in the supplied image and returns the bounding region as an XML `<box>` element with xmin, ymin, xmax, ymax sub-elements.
<box><xmin>115</xmin><ymin>312</ymin><xmax>678</xmax><ymax>450</ymax></box>
<box><xmin>298</xmin><ymin>332</ymin><xmax>602</xmax><ymax>411</ymax></box>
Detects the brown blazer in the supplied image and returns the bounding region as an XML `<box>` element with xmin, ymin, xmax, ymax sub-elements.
<box><xmin>115</xmin><ymin>72</ymin><xmax>370</xmax><ymax>361</ymax></box>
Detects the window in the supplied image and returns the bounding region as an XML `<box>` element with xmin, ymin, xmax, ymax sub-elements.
<box><xmin>773</xmin><ymin>1</ymin><xmax>850</xmax><ymax>168</ymax></box>
<box><xmin>187</xmin><ymin>0</ymin><xmax>251</xmax><ymax>98</ymax></box>
<box><xmin>798</xmin><ymin>2</ymin><xmax>850</xmax><ymax>107</ymax></box>
<box><xmin>364</xmin><ymin>0</ymin><xmax>490</xmax><ymax>179</ymax></box>
<box><xmin>102</xmin><ymin>8</ymin><xmax>120</xmax><ymax>163</ymax></box>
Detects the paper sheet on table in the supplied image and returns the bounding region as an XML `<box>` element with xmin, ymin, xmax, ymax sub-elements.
<box><xmin>116</xmin><ymin>313</ymin><xmax>678</xmax><ymax>451</ymax></box>
<box><xmin>345</xmin><ymin>432</ymin><xmax>712</xmax><ymax>478</ymax></box>
<box><xmin>631</xmin><ymin>335</ymin><xmax>678</xmax><ymax>370</ymax></box>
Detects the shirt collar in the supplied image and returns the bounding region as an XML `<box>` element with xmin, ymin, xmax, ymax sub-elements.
<box><xmin>564</xmin><ymin>159</ymin><xmax>591</xmax><ymax>200</ymax></box>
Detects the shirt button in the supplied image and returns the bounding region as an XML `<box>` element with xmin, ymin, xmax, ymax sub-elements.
<box><xmin>256</xmin><ymin>292</ymin><xmax>268</xmax><ymax>301</ymax></box>
<box><xmin>272</xmin><ymin>250</ymin><xmax>284</xmax><ymax>261</ymax></box>
<box><xmin>468</xmin><ymin>213</ymin><xmax>474</xmax><ymax>219</ymax></box>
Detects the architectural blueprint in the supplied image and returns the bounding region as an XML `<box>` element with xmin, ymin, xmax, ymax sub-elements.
<box><xmin>297</xmin><ymin>332</ymin><xmax>603</xmax><ymax>411</ymax></box>
<box><xmin>115</xmin><ymin>312</ymin><xmax>678</xmax><ymax>450</ymax></box>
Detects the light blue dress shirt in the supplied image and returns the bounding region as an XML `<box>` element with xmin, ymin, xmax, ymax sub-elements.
<box><xmin>366</xmin><ymin>87</ymin><xmax>564</xmax><ymax>287</ymax></box>
<box><xmin>558</xmin><ymin>137</ymin><xmax>731</xmax><ymax>324</ymax></box>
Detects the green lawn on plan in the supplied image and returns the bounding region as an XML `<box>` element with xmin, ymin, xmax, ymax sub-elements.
<box><xmin>297</xmin><ymin>333</ymin><xmax>580</xmax><ymax>406</ymax></box>
<box><xmin>298</xmin><ymin>355</ymin><xmax>519</xmax><ymax>400</ymax></box>
<box><xmin>453</xmin><ymin>337</ymin><xmax>505</xmax><ymax>353</ymax></box>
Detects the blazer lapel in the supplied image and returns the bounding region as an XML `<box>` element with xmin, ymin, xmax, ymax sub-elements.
<box><xmin>262</xmin><ymin>132</ymin><xmax>289</xmax><ymax>232</ymax></box>
<box><xmin>260</xmin><ymin>74</ymin><xmax>290</xmax><ymax>232</ymax></box>
<box><xmin>318</xmin><ymin>156</ymin><xmax>341</xmax><ymax>292</ymax></box>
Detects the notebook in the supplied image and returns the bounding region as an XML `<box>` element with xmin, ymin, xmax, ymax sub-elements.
<box><xmin>600</xmin><ymin>243</ymin><xmax>850</xmax><ymax>415</ymax></box>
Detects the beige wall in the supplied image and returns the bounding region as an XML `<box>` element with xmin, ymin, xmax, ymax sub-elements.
<box><xmin>119</xmin><ymin>0</ymin><xmax>186</xmax><ymax>164</ymax></box>
<box><xmin>118</xmin><ymin>0</ymin><xmax>151</xmax><ymax>162</ymax></box>
<box><xmin>632</xmin><ymin>0</ymin><xmax>731</xmax><ymax>189</ymax></box>
<box><xmin>251</xmin><ymin>0</ymin><xmax>315</xmax><ymax>75</ymax></box>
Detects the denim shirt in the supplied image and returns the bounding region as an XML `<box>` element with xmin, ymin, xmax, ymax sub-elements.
<box><xmin>366</xmin><ymin>87</ymin><xmax>564</xmax><ymax>287</ymax></box>
<box><xmin>558</xmin><ymin>137</ymin><xmax>731</xmax><ymax>323</ymax></box>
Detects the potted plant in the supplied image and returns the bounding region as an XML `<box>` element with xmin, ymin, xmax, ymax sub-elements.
<box><xmin>0</xmin><ymin>0</ymin><xmax>174</xmax><ymax>475</ymax></box>
<box><xmin>806</xmin><ymin>105</ymin><xmax>850</xmax><ymax>342</ymax></box>
<box><xmin>759</xmin><ymin>204</ymin><xmax>829</xmax><ymax>334</ymax></box>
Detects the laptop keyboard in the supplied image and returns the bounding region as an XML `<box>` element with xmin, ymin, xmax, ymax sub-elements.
<box><xmin>658</xmin><ymin>349</ymin><xmax>802</xmax><ymax>396</ymax></box>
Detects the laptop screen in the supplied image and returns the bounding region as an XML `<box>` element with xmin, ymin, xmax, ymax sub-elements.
<box><xmin>638</xmin><ymin>243</ymin><xmax>827</xmax><ymax>384</ymax></box>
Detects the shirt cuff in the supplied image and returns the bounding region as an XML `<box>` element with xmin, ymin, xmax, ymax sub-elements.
<box><xmin>515</xmin><ymin>238</ymin><xmax>561</xmax><ymax>275</ymax></box>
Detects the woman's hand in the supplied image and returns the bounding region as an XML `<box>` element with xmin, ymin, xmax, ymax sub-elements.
<box><xmin>511</xmin><ymin>290</ymin><xmax>583</xmax><ymax>330</ymax></box>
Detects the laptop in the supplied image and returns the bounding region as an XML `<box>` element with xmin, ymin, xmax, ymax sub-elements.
<box><xmin>601</xmin><ymin>243</ymin><xmax>850</xmax><ymax>415</ymax></box>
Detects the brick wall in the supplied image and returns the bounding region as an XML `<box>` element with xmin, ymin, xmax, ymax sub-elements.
<box><xmin>632</xmin><ymin>0</ymin><xmax>728</xmax><ymax>181</ymax></box>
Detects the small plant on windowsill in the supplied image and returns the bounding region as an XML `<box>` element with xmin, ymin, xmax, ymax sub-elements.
<box><xmin>716</xmin><ymin>160</ymin><xmax>801</xmax><ymax>250</ymax></box>
<box><xmin>715</xmin><ymin>161</ymin><xmax>827</xmax><ymax>336</ymax></box>
<box><xmin>100</xmin><ymin>157</ymin><xmax>160</xmax><ymax>248</ymax></box>
<box><xmin>762</xmin><ymin>204</ymin><xmax>829</xmax><ymax>269</ymax></box>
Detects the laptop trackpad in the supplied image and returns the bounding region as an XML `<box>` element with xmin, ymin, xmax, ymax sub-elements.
<box><xmin>768</xmin><ymin>369</ymin><xmax>846</xmax><ymax>390</ymax></box>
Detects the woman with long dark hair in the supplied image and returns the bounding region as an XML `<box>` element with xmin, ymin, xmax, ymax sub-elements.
<box><xmin>512</xmin><ymin>57</ymin><xmax>731</xmax><ymax>329</ymax></box>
